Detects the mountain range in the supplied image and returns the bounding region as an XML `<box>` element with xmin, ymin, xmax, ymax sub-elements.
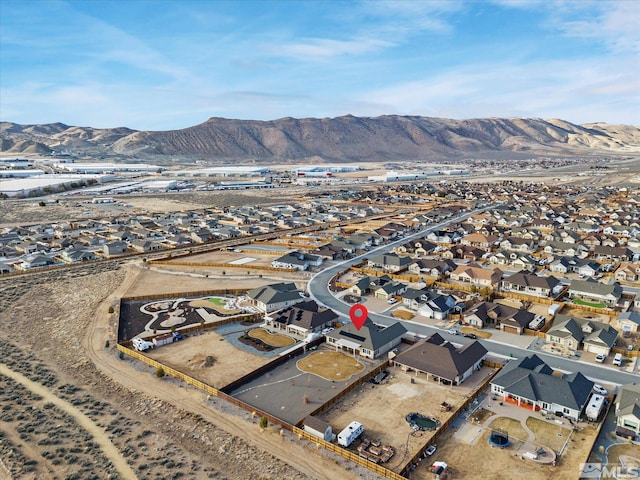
<box><xmin>1</xmin><ymin>115</ymin><xmax>639</xmax><ymax>163</ymax></box>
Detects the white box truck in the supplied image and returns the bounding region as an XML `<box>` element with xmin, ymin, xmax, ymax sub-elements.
<box><xmin>586</xmin><ymin>394</ymin><xmax>605</xmax><ymax>421</ymax></box>
<box><xmin>337</xmin><ymin>421</ymin><xmax>364</xmax><ymax>447</ymax></box>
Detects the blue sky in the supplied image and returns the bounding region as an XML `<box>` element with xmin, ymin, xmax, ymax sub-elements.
<box><xmin>1</xmin><ymin>0</ymin><xmax>638</xmax><ymax>130</ymax></box>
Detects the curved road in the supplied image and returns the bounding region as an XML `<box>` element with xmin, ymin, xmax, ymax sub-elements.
<box><xmin>308</xmin><ymin>208</ymin><xmax>639</xmax><ymax>387</ymax></box>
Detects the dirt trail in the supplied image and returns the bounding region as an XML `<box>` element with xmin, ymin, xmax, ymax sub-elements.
<box><xmin>85</xmin><ymin>265</ymin><xmax>360</xmax><ymax>480</ymax></box>
<box><xmin>0</xmin><ymin>363</ymin><xmax>137</xmax><ymax>480</ymax></box>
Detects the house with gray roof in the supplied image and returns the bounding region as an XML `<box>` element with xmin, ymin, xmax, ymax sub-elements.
<box><xmin>615</xmin><ymin>383</ymin><xmax>640</xmax><ymax>440</ymax></box>
<box><xmin>393</xmin><ymin>333</ymin><xmax>487</xmax><ymax>386</ymax></box>
<box><xmin>373</xmin><ymin>281</ymin><xmax>408</xmax><ymax>301</ymax></box>
<box><xmin>464</xmin><ymin>301</ymin><xmax>535</xmax><ymax>335</ymax></box>
<box><xmin>325</xmin><ymin>318</ymin><xmax>406</xmax><ymax>359</ymax></box>
<box><xmin>265</xmin><ymin>300</ymin><xmax>337</xmax><ymax>340</ymax></box>
<box><xmin>271</xmin><ymin>251</ymin><xmax>322</xmax><ymax>271</ymax></box>
<box><xmin>490</xmin><ymin>354</ymin><xmax>594</xmax><ymax>421</ymax></box>
<box><xmin>545</xmin><ymin>314</ymin><xmax>618</xmax><ymax>356</ymax></box>
<box><xmin>247</xmin><ymin>282</ymin><xmax>305</xmax><ymax>312</ymax></box>
<box><xmin>367</xmin><ymin>253</ymin><xmax>413</xmax><ymax>272</ymax></box>
<box><xmin>616</xmin><ymin>312</ymin><xmax>640</xmax><ymax>334</ymax></box>
<box><xmin>568</xmin><ymin>279</ymin><xmax>622</xmax><ymax>307</ymax></box>
<box><xmin>501</xmin><ymin>271</ymin><xmax>561</xmax><ymax>298</ymax></box>
<box><xmin>417</xmin><ymin>294</ymin><xmax>457</xmax><ymax>320</ymax></box>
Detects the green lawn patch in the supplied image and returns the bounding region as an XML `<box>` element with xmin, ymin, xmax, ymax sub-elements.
<box><xmin>572</xmin><ymin>298</ymin><xmax>606</xmax><ymax>309</ymax></box>
<box><xmin>208</xmin><ymin>297</ymin><xmax>226</xmax><ymax>307</ymax></box>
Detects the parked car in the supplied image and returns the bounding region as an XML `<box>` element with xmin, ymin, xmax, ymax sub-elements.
<box><xmin>388</xmin><ymin>298</ymin><xmax>398</xmax><ymax>305</ymax></box>
<box><xmin>594</xmin><ymin>354</ymin><xmax>606</xmax><ymax>363</ymax></box>
<box><xmin>592</xmin><ymin>384</ymin><xmax>608</xmax><ymax>396</ymax></box>
<box><xmin>444</xmin><ymin>329</ymin><xmax>459</xmax><ymax>335</ymax></box>
<box><xmin>424</xmin><ymin>445</ymin><xmax>437</xmax><ymax>456</ymax></box>
<box><xmin>463</xmin><ymin>333</ymin><xmax>477</xmax><ymax>339</ymax></box>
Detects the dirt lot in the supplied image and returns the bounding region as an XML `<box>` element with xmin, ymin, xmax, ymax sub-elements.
<box><xmin>166</xmin><ymin>248</ymin><xmax>282</xmax><ymax>268</ymax></box>
<box><xmin>124</xmin><ymin>265</ymin><xmax>305</xmax><ymax>297</ymax></box>
<box><xmin>413</xmin><ymin>407</ymin><xmax>599</xmax><ymax>480</ymax></box>
<box><xmin>319</xmin><ymin>366</ymin><xmax>494</xmax><ymax>473</ymax></box>
<box><xmin>144</xmin><ymin>328</ymin><xmax>272</xmax><ymax>388</ymax></box>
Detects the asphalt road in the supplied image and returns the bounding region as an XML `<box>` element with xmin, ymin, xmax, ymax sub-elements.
<box><xmin>308</xmin><ymin>208</ymin><xmax>640</xmax><ymax>387</ymax></box>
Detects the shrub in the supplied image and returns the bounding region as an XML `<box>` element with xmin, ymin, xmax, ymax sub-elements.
<box><xmin>259</xmin><ymin>416</ymin><xmax>268</xmax><ymax>429</ymax></box>
<box><xmin>108</xmin><ymin>306</ymin><xmax>114</xmax><ymax>314</ymax></box>
<box><xmin>155</xmin><ymin>367</ymin><xmax>165</xmax><ymax>378</ymax></box>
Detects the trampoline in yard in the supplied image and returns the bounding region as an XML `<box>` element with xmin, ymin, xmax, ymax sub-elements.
<box><xmin>406</xmin><ymin>412</ymin><xmax>440</xmax><ymax>431</ymax></box>
<box><xmin>488</xmin><ymin>429</ymin><xmax>510</xmax><ymax>448</ymax></box>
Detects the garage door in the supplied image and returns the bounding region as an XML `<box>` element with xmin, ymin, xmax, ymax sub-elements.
<box><xmin>584</xmin><ymin>344</ymin><xmax>609</xmax><ymax>356</ymax></box>
<box><xmin>503</xmin><ymin>325</ymin><xmax>520</xmax><ymax>334</ymax></box>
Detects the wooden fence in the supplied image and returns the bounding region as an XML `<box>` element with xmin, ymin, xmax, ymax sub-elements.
<box><xmin>119</xmin><ymin>313</ymin><xmax>262</xmax><ymax>345</ymax></box>
<box><xmin>121</xmin><ymin>288</ymin><xmax>252</xmax><ymax>302</ymax></box>
<box><xmin>292</xmin><ymin>427</ymin><xmax>407</xmax><ymax>480</ymax></box>
<box><xmin>303</xmin><ymin>362</ymin><xmax>390</xmax><ymax>420</ymax></box>
<box><xmin>398</xmin><ymin>364</ymin><xmax>503</xmax><ymax>476</ymax></box>
<box><xmin>116</xmin><ymin>344</ymin><xmax>220</xmax><ymax>397</ymax></box>
<box><xmin>220</xmin><ymin>336</ymin><xmax>324</xmax><ymax>394</ymax></box>
<box><xmin>118</xmin><ymin>341</ymin><xmax>409</xmax><ymax>479</ymax></box>
<box><xmin>149</xmin><ymin>259</ymin><xmax>296</xmax><ymax>272</ymax></box>
<box><xmin>498</xmin><ymin>291</ymin><xmax>555</xmax><ymax>305</ymax></box>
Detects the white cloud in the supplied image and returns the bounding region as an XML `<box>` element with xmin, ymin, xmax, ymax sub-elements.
<box><xmin>267</xmin><ymin>37</ymin><xmax>395</xmax><ymax>61</ymax></box>
<box><xmin>556</xmin><ymin>1</ymin><xmax>640</xmax><ymax>53</ymax></box>
<box><xmin>357</xmin><ymin>56</ymin><xmax>640</xmax><ymax>125</ymax></box>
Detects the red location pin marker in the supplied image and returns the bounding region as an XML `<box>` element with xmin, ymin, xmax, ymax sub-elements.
<box><xmin>349</xmin><ymin>304</ymin><xmax>368</xmax><ymax>331</ymax></box>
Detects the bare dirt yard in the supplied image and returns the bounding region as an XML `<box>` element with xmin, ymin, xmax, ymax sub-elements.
<box><xmin>123</xmin><ymin>265</ymin><xmax>304</xmax><ymax>297</ymax></box>
<box><xmin>413</xmin><ymin>407</ymin><xmax>599</xmax><ymax>480</ymax></box>
<box><xmin>318</xmin><ymin>366</ymin><xmax>494</xmax><ymax>473</ymax></box>
<box><xmin>144</xmin><ymin>327</ymin><xmax>272</xmax><ymax>388</ymax></box>
<box><xmin>165</xmin><ymin>248</ymin><xmax>281</xmax><ymax>268</ymax></box>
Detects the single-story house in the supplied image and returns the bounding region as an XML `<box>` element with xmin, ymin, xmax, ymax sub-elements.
<box><xmin>490</xmin><ymin>354</ymin><xmax>594</xmax><ymax>421</ymax></box>
<box><xmin>615</xmin><ymin>312</ymin><xmax>640</xmax><ymax>334</ymax></box>
<box><xmin>464</xmin><ymin>301</ymin><xmax>535</xmax><ymax>335</ymax></box>
<box><xmin>247</xmin><ymin>282</ymin><xmax>305</xmax><ymax>312</ymax></box>
<box><xmin>501</xmin><ymin>271</ymin><xmax>561</xmax><ymax>298</ymax></box>
<box><xmin>568</xmin><ymin>279</ymin><xmax>622</xmax><ymax>307</ymax></box>
<box><xmin>615</xmin><ymin>384</ymin><xmax>640</xmax><ymax>440</ymax></box>
<box><xmin>393</xmin><ymin>333</ymin><xmax>488</xmax><ymax>386</ymax></box>
<box><xmin>325</xmin><ymin>318</ymin><xmax>406</xmax><ymax>359</ymax></box>
<box><xmin>408</xmin><ymin>259</ymin><xmax>457</xmax><ymax>278</ymax></box>
<box><xmin>271</xmin><ymin>251</ymin><xmax>323</xmax><ymax>271</ymax></box>
<box><xmin>545</xmin><ymin>314</ymin><xmax>618</xmax><ymax>356</ymax></box>
<box><xmin>449</xmin><ymin>264</ymin><xmax>503</xmax><ymax>287</ymax></box>
<box><xmin>417</xmin><ymin>294</ymin><xmax>457</xmax><ymax>320</ymax></box>
<box><xmin>367</xmin><ymin>253</ymin><xmax>413</xmax><ymax>272</ymax></box>
<box><xmin>264</xmin><ymin>300</ymin><xmax>338</xmax><ymax>339</ymax></box>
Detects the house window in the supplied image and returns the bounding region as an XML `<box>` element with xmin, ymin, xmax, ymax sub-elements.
<box><xmin>623</xmin><ymin>419</ymin><xmax>638</xmax><ymax>429</ymax></box>
<box><xmin>563</xmin><ymin>408</ymin><xmax>570</xmax><ymax>414</ymax></box>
